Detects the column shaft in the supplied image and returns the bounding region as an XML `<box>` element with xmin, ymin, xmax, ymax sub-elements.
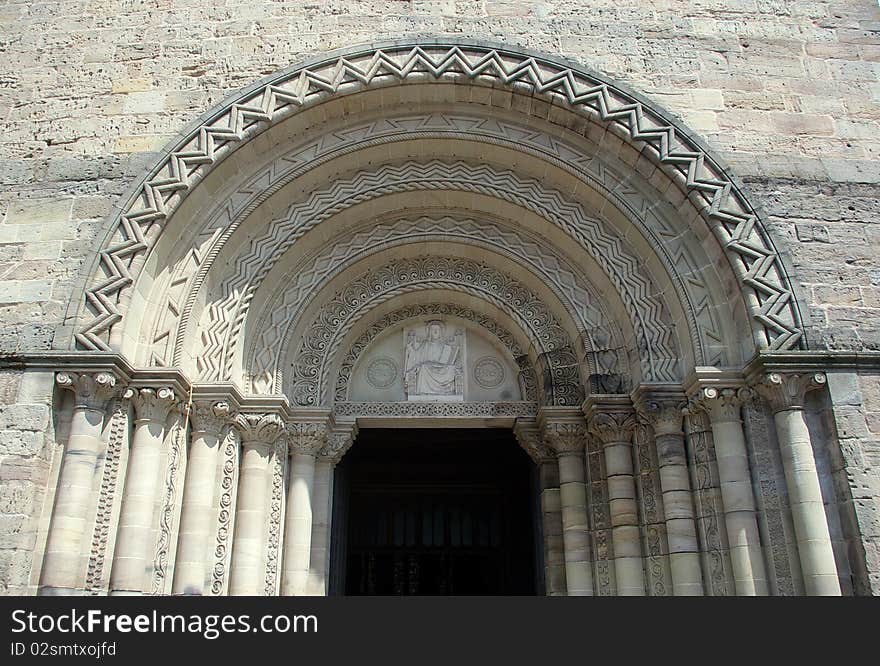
<box><xmin>109</xmin><ymin>419</ymin><xmax>166</xmax><ymax>593</ymax></box>
<box><xmin>172</xmin><ymin>428</ymin><xmax>222</xmax><ymax>594</ymax></box>
<box><xmin>40</xmin><ymin>405</ymin><xmax>106</xmax><ymax>593</ymax></box>
<box><xmin>557</xmin><ymin>451</ymin><xmax>593</xmax><ymax>596</ymax></box>
<box><xmin>539</xmin><ymin>460</ymin><xmax>566</xmax><ymax>596</ymax></box>
<box><xmin>604</xmin><ymin>441</ymin><xmax>646</xmax><ymax>595</ymax></box>
<box><xmin>774</xmin><ymin>408</ymin><xmax>840</xmax><ymax>595</ymax></box>
<box><xmin>655</xmin><ymin>431</ymin><xmax>704</xmax><ymax>595</ymax></box>
<box><xmin>305</xmin><ymin>460</ymin><xmax>334</xmax><ymax>596</ymax></box>
<box><xmin>109</xmin><ymin>387</ymin><xmax>176</xmax><ymax>595</ymax></box>
<box><xmin>709</xmin><ymin>417</ymin><xmax>768</xmax><ymax>595</ymax></box>
<box><xmin>228</xmin><ymin>442</ymin><xmax>273</xmax><ymax>595</ymax></box>
<box><xmin>281</xmin><ymin>452</ymin><xmax>317</xmax><ymax>595</ymax></box>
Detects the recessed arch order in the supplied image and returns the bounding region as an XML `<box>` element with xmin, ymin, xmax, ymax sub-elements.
<box><xmin>67</xmin><ymin>39</ymin><xmax>807</xmax><ymax>406</ymax></box>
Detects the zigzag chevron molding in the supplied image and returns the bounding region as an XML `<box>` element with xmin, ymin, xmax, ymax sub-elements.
<box><xmin>76</xmin><ymin>42</ymin><xmax>803</xmax><ymax>353</ymax></box>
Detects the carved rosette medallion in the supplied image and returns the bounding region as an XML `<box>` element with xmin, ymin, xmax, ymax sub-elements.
<box><xmin>365</xmin><ymin>356</ymin><xmax>399</xmax><ymax>389</ymax></box>
<box><xmin>473</xmin><ymin>356</ymin><xmax>506</xmax><ymax>389</ymax></box>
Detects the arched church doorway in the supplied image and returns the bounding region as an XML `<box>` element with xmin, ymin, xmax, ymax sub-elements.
<box><xmin>333</xmin><ymin>428</ymin><xmax>539</xmax><ymax>595</ymax></box>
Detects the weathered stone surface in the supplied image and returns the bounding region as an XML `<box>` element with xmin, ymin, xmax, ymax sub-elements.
<box><xmin>0</xmin><ymin>0</ymin><xmax>878</xmax><ymax>596</ymax></box>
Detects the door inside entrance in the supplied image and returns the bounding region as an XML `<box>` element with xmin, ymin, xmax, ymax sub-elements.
<box><xmin>332</xmin><ymin>428</ymin><xmax>539</xmax><ymax>595</ymax></box>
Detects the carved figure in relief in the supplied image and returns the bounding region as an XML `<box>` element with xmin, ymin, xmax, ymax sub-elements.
<box><xmin>404</xmin><ymin>321</ymin><xmax>463</xmax><ymax>400</ymax></box>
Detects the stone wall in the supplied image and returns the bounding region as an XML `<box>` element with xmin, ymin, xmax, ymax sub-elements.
<box><xmin>0</xmin><ymin>1</ymin><xmax>878</xmax><ymax>356</ymax></box>
<box><xmin>0</xmin><ymin>0</ymin><xmax>878</xmax><ymax>594</ymax></box>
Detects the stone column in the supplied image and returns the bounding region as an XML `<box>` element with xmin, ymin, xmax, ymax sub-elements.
<box><xmin>40</xmin><ymin>372</ymin><xmax>119</xmax><ymax>594</ymax></box>
<box><xmin>306</xmin><ymin>425</ymin><xmax>356</xmax><ymax>596</ymax></box>
<box><xmin>109</xmin><ymin>386</ymin><xmax>178</xmax><ymax>594</ymax></box>
<box><xmin>280</xmin><ymin>421</ymin><xmax>328</xmax><ymax>596</ymax></box>
<box><xmin>756</xmin><ymin>372</ymin><xmax>841</xmax><ymax>595</ymax></box>
<box><xmin>641</xmin><ymin>395</ymin><xmax>704</xmax><ymax>595</ymax></box>
<box><xmin>515</xmin><ymin>421</ymin><xmax>566</xmax><ymax>596</ymax></box>
<box><xmin>228</xmin><ymin>412</ymin><xmax>284</xmax><ymax>596</ymax></box>
<box><xmin>172</xmin><ymin>400</ymin><xmax>234</xmax><ymax>595</ymax></box>
<box><xmin>541</xmin><ymin>411</ymin><xmax>592</xmax><ymax>596</ymax></box>
<box><xmin>587</xmin><ymin>399</ymin><xmax>646</xmax><ymax>596</ymax></box>
<box><xmin>696</xmin><ymin>386</ymin><xmax>768</xmax><ymax>595</ymax></box>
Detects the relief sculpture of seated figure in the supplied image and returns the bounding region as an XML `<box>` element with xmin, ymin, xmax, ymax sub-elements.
<box><xmin>404</xmin><ymin>320</ymin><xmax>463</xmax><ymax>401</ymax></box>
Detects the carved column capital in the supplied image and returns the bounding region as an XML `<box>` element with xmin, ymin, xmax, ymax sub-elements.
<box><xmin>123</xmin><ymin>386</ymin><xmax>177</xmax><ymax>423</ymax></box>
<box><xmin>514</xmin><ymin>421</ymin><xmax>554</xmax><ymax>463</ymax></box>
<box><xmin>286</xmin><ymin>421</ymin><xmax>329</xmax><ymax>456</ymax></box>
<box><xmin>637</xmin><ymin>397</ymin><xmax>687</xmax><ymax>437</ymax></box>
<box><xmin>754</xmin><ymin>372</ymin><xmax>826</xmax><ymax>413</ymax></box>
<box><xmin>56</xmin><ymin>371</ymin><xmax>120</xmax><ymax>411</ymax></box>
<box><xmin>589</xmin><ymin>410</ymin><xmax>637</xmax><ymax>446</ymax></box>
<box><xmin>234</xmin><ymin>412</ymin><xmax>285</xmax><ymax>446</ymax></box>
<box><xmin>542</xmin><ymin>421</ymin><xmax>589</xmax><ymax>455</ymax></box>
<box><xmin>689</xmin><ymin>386</ymin><xmax>753</xmax><ymax>424</ymax></box>
<box><xmin>190</xmin><ymin>400</ymin><xmax>236</xmax><ymax>437</ymax></box>
<box><xmin>319</xmin><ymin>424</ymin><xmax>359</xmax><ymax>464</ymax></box>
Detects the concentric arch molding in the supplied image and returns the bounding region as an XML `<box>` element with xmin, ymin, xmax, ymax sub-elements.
<box><xmin>284</xmin><ymin>255</ymin><xmax>584</xmax><ymax>407</ymax></box>
<box><xmin>241</xmin><ymin>215</ymin><xmax>637</xmax><ymax>395</ymax></box>
<box><xmin>203</xmin><ymin>163</ymin><xmax>681</xmax><ymax>384</ymax></box>
<box><xmin>74</xmin><ymin>39</ymin><xmax>804</xmax><ymax>354</ymax></box>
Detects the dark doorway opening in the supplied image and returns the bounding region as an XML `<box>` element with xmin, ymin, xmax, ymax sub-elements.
<box><xmin>331</xmin><ymin>428</ymin><xmax>539</xmax><ymax>595</ymax></box>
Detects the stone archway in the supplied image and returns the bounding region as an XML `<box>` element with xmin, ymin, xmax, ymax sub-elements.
<box><xmin>34</xmin><ymin>40</ymin><xmax>854</xmax><ymax>598</ymax></box>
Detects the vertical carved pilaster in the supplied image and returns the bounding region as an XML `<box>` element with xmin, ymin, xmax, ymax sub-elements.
<box><xmin>632</xmin><ymin>418</ymin><xmax>670</xmax><ymax>596</ymax></box>
<box><xmin>210</xmin><ymin>426</ymin><xmax>239</xmax><ymax>595</ymax></box>
<box><xmin>683</xmin><ymin>406</ymin><xmax>730</xmax><ymax>595</ymax></box>
<box><xmin>754</xmin><ymin>372</ymin><xmax>840</xmax><ymax>596</ymax></box>
<box><xmin>85</xmin><ymin>398</ymin><xmax>128</xmax><ymax>594</ymax></box>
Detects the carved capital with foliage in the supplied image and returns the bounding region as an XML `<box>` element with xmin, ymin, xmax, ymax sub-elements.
<box><xmin>590</xmin><ymin>409</ymin><xmax>637</xmax><ymax>446</ymax></box>
<box><xmin>514</xmin><ymin>422</ymin><xmax>554</xmax><ymax>463</ymax></box>
<box><xmin>690</xmin><ymin>386</ymin><xmax>753</xmax><ymax>424</ymax></box>
<box><xmin>56</xmin><ymin>371</ymin><xmax>120</xmax><ymax>411</ymax></box>
<box><xmin>234</xmin><ymin>412</ymin><xmax>285</xmax><ymax>446</ymax></box>
<box><xmin>542</xmin><ymin>420</ymin><xmax>588</xmax><ymax>455</ymax></box>
<box><xmin>190</xmin><ymin>400</ymin><xmax>235</xmax><ymax>437</ymax></box>
<box><xmin>286</xmin><ymin>421</ymin><xmax>329</xmax><ymax>456</ymax></box>
<box><xmin>754</xmin><ymin>372</ymin><xmax>826</xmax><ymax>413</ymax></box>
<box><xmin>319</xmin><ymin>424</ymin><xmax>359</xmax><ymax>464</ymax></box>
<box><xmin>124</xmin><ymin>386</ymin><xmax>177</xmax><ymax>424</ymax></box>
<box><xmin>638</xmin><ymin>397</ymin><xmax>687</xmax><ymax>437</ymax></box>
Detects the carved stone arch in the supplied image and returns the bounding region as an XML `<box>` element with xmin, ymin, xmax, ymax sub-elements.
<box><xmin>280</xmin><ymin>256</ymin><xmax>585</xmax><ymax>407</ymax></box>
<box><xmin>197</xmin><ymin>162</ymin><xmax>681</xmax><ymax>385</ymax></box>
<box><xmin>147</xmin><ymin>111</ymin><xmax>729</xmax><ymax>375</ymax></box>
<box><xmin>330</xmin><ymin>303</ymin><xmax>540</xmax><ymax>404</ymax></box>
<box><xmin>242</xmin><ymin>215</ymin><xmax>630</xmax><ymax>395</ymax></box>
<box><xmin>68</xmin><ymin>40</ymin><xmax>804</xmax><ymax>364</ymax></box>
